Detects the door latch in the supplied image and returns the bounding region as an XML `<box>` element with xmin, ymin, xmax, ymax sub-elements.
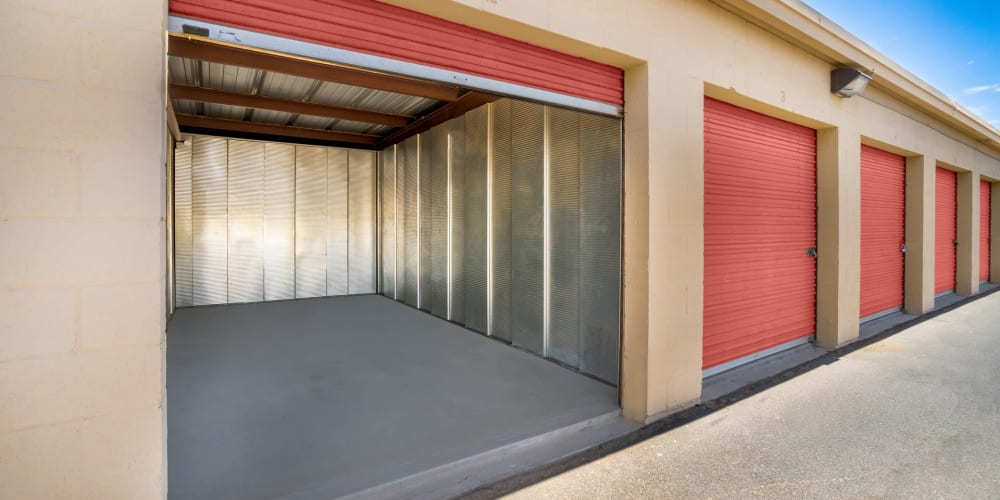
<box><xmin>901</xmin><ymin>243</ymin><xmax>907</xmax><ymax>253</ymax></box>
<box><xmin>806</xmin><ymin>247</ymin><xmax>818</xmax><ymax>258</ymax></box>
<box><xmin>954</xmin><ymin>239</ymin><xmax>959</xmax><ymax>246</ymax></box>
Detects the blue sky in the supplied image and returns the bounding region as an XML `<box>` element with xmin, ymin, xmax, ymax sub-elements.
<box><xmin>804</xmin><ymin>0</ymin><xmax>1000</xmax><ymax>129</ymax></box>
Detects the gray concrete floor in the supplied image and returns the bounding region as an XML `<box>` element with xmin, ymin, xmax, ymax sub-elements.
<box><xmin>507</xmin><ymin>291</ymin><xmax>1000</xmax><ymax>499</ymax></box>
<box><xmin>166</xmin><ymin>295</ymin><xmax>618</xmax><ymax>500</ymax></box>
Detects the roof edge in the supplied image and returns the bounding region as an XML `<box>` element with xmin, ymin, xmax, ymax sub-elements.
<box><xmin>713</xmin><ymin>0</ymin><xmax>1000</xmax><ymax>152</ymax></box>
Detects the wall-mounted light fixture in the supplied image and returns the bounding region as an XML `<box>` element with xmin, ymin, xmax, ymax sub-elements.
<box><xmin>831</xmin><ymin>67</ymin><xmax>873</xmax><ymax>98</ymax></box>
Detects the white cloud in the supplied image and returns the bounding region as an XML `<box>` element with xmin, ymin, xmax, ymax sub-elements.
<box><xmin>968</xmin><ymin>60</ymin><xmax>976</xmax><ymax>65</ymax></box>
<box><xmin>964</xmin><ymin>84</ymin><xmax>1000</xmax><ymax>94</ymax></box>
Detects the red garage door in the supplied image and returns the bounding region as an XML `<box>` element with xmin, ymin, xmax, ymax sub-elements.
<box><xmin>982</xmin><ymin>180</ymin><xmax>992</xmax><ymax>282</ymax></box>
<box><xmin>935</xmin><ymin>167</ymin><xmax>957</xmax><ymax>294</ymax></box>
<box><xmin>704</xmin><ymin>97</ymin><xmax>817</xmax><ymax>371</ymax></box>
<box><xmin>169</xmin><ymin>0</ymin><xmax>623</xmax><ymax>105</ymax></box>
<box><xmin>860</xmin><ymin>145</ymin><xmax>905</xmax><ymax>319</ymax></box>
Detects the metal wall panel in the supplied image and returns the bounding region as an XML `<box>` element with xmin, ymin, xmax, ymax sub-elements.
<box><xmin>175</xmin><ymin>136</ymin><xmax>378</xmax><ymax>307</ymax></box>
<box><xmin>191</xmin><ymin>136</ymin><xmax>229</xmax><ymax>306</ymax></box>
<box><xmin>327</xmin><ymin>149</ymin><xmax>349</xmax><ymax>296</ymax></box>
<box><xmin>510</xmin><ymin>100</ymin><xmax>545</xmax><ymax>354</ymax></box>
<box><xmin>448</xmin><ymin>117</ymin><xmax>466</xmax><ymax>323</ymax></box>
<box><xmin>548</xmin><ymin>107</ymin><xmax>581</xmax><ymax>367</ymax></box>
<box><xmin>579</xmin><ymin>113</ymin><xmax>622</xmax><ymax>384</ymax></box>
<box><xmin>264</xmin><ymin>142</ymin><xmax>296</xmax><ymax>301</ymax></box>
<box><xmin>174</xmin><ymin>140</ymin><xmax>194</xmax><ymax>308</ymax></box>
<box><xmin>490</xmin><ymin>100</ymin><xmax>513</xmax><ymax>341</ymax></box>
<box><xmin>402</xmin><ymin>137</ymin><xmax>420</xmax><ymax>307</ymax></box>
<box><xmin>349</xmin><ymin>150</ymin><xmax>377</xmax><ymax>294</ymax></box>
<box><xmin>463</xmin><ymin>106</ymin><xmax>489</xmax><ymax>334</ymax></box>
<box><xmin>227</xmin><ymin>140</ymin><xmax>265</xmax><ymax>304</ymax></box>
<box><xmin>419</xmin><ymin>135</ymin><xmax>433</xmax><ymax>311</ymax></box>
<box><xmin>295</xmin><ymin>146</ymin><xmax>328</xmax><ymax>298</ymax></box>
<box><xmin>379</xmin><ymin>147</ymin><xmax>397</xmax><ymax>298</ymax></box>
<box><xmin>429</xmin><ymin>127</ymin><xmax>450</xmax><ymax>318</ymax></box>
<box><xmin>372</xmin><ymin>101</ymin><xmax>622</xmax><ymax>384</ymax></box>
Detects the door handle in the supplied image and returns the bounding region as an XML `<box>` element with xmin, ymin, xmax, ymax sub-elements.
<box><xmin>806</xmin><ymin>247</ymin><xmax>818</xmax><ymax>258</ymax></box>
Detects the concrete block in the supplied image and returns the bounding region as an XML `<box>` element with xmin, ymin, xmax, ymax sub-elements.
<box><xmin>80</xmin><ymin>284</ymin><xmax>162</xmax><ymax>349</ymax></box>
<box><xmin>0</xmin><ymin>218</ymin><xmax>160</xmax><ymax>287</ymax></box>
<box><xmin>0</xmin><ymin>79</ymin><xmax>163</xmax><ymax>157</ymax></box>
<box><xmin>0</xmin><ymin>288</ymin><xmax>77</xmax><ymax>361</ymax></box>
<box><xmin>80</xmin><ymin>24</ymin><xmax>164</xmax><ymax>93</ymax></box>
<box><xmin>0</xmin><ymin>346</ymin><xmax>161</xmax><ymax>433</ymax></box>
<box><xmin>0</xmin><ymin>408</ymin><xmax>164</xmax><ymax>500</ymax></box>
<box><xmin>0</xmin><ymin>4</ymin><xmax>81</xmax><ymax>84</ymax></box>
<box><xmin>0</xmin><ymin>148</ymin><xmax>79</xmax><ymax>218</ymax></box>
<box><xmin>79</xmin><ymin>154</ymin><xmax>162</xmax><ymax>219</ymax></box>
<box><xmin>1</xmin><ymin>0</ymin><xmax>165</xmax><ymax>30</ymax></box>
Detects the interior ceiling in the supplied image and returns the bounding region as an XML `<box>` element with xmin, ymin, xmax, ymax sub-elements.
<box><xmin>166</xmin><ymin>34</ymin><xmax>499</xmax><ymax>150</ymax></box>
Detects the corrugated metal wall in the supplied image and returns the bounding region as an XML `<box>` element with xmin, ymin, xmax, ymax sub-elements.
<box><xmin>378</xmin><ymin>99</ymin><xmax>622</xmax><ymax>384</ymax></box>
<box><xmin>174</xmin><ymin>135</ymin><xmax>376</xmax><ymax>307</ymax></box>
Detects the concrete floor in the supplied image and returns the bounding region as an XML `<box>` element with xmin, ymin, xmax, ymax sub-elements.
<box><xmin>166</xmin><ymin>295</ymin><xmax>619</xmax><ymax>500</ymax></box>
<box><xmin>507</xmin><ymin>290</ymin><xmax>1000</xmax><ymax>499</ymax></box>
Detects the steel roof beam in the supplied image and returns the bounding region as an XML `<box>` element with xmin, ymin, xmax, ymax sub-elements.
<box><xmin>378</xmin><ymin>91</ymin><xmax>500</xmax><ymax>148</ymax></box>
<box><xmin>175</xmin><ymin>114</ymin><xmax>380</xmax><ymax>146</ymax></box>
<box><xmin>169</xmin><ymin>84</ymin><xmax>412</xmax><ymax>128</ymax></box>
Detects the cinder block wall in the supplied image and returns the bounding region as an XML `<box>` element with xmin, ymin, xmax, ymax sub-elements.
<box><xmin>0</xmin><ymin>1</ymin><xmax>167</xmax><ymax>498</ymax></box>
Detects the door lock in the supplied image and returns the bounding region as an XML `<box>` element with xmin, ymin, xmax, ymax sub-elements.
<box><xmin>806</xmin><ymin>247</ymin><xmax>818</xmax><ymax>258</ymax></box>
<box><xmin>901</xmin><ymin>243</ymin><xmax>907</xmax><ymax>253</ymax></box>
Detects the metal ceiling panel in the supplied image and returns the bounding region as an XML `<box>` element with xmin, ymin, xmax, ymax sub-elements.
<box><xmin>250</xmin><ymin>109</ymin><xmax>295</xmax><ymax>126</ymax></box>
<box><xmin>201</xmin><ymin>102</ymin><xmax>249</xmax><ymax>121</ymax></box>
<box><xmin>311</xmin><ymin>82</ymin><xmax>438</xmax><ymax>117</ymax></box>
<box><xmin>172</xmin><ymin>99</ymin><xmax>197</xmax><ymax>116</ymax></box>
<box><xmin>200</xmin><ymin>61</ymin><xmax>259</xmax><ymax>93</ymax></box>
<box><xmin>259</xmin><ymin>71</ymin><xmax>317</xmax><ymax>101</ymax></box>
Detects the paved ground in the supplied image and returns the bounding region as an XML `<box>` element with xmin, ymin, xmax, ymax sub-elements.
<box><xmin>505</xmin><ymin>292</ymin><xmax>1000</xmax><ymax>499</ymax></box>
<box><xmin>167</xmin><ymin>295</ymin><xmax>617</xmax><ymax>500</ymax></box>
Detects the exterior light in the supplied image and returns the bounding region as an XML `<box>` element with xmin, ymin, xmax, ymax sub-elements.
<box><xmin>831</xmin><ymin>67</ymin><xmax>872</xmax><ymax>98</ymax></box>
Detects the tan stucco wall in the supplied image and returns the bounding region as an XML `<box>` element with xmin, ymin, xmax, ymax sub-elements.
<box><xmin>0</xmin><ymin>0</ymin><xmax>167</xmax><ymax>498</ymax></box>
<box><xmin>385</xmin><ymin>0</ymin><xmax>1000</xmax><ymax>422</ymax></box>
<box><xmin>4</xmin><ymin>0</ymin><xmax>1000</xmax><ymax>495</ymax></box>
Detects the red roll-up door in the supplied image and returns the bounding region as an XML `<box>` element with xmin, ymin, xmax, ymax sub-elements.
<box><xmin>935</xmin><ymin>167</ymin><xmax>957</xmax><ymax>294</ymax></box>
<box><xmin>982</xmin><ymin>180</ymin><xmax>992</xmax><ymax>282</ymax></box>
<box><xmin>704</xmin><ymin>97</ymin><xmax>817</xmax><ymax>370</ymax></box>
<box><xmin>860</xmin><ymin>145</ymin><xmax>905</xmax><ymax>318</ymax></box>
<box><xmin>169</xmin><ymin>0</ymin><xmax>623</xmax><ymax>105</ymax></box>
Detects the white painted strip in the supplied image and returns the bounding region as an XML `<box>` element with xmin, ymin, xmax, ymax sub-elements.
<box><xmin>702</xmin><ymin>335</ymin><xmax>813</xmax><ymax>379</ymax></box>
<box><xmin>168</xmin><ymin>16</ymin><xmax>622</xmax><ymax>118</ymax></box>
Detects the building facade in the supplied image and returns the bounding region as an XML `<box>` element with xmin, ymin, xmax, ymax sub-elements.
<box><xmin>2</xmin><ymin>0</ymin><xmax>999</xmax><ymax>497</ymax></box>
